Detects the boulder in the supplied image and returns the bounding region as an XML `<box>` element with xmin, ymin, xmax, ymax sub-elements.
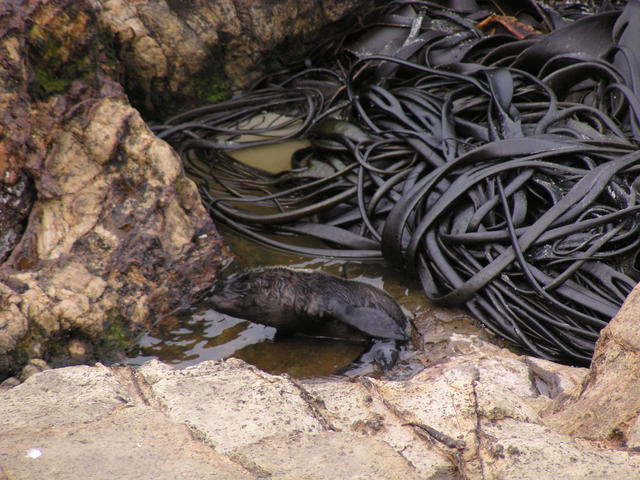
<box><xmin>95</xmin><ymin>0</ymin><xmax>379</xmax><ymax>119</ymax></box>
<box><xmin>0</xmin><ymin>0</ymin><xmax>372</xmax><ymax>378</ymax></box>
<box><xmin>543</xmin><ymin>283</ymin><xmax>640</xmax><ymax>447</ymax></box>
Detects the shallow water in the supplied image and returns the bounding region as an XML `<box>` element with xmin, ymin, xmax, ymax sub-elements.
<box><xmin>126</xmin><ymin>225</ymin><xmax>448</xmax><ymax>377</ymax></box>
<box><xmin>230</xmin><ymin>140</ymin><xmax>309</xmax><ymax>173</ymax></box>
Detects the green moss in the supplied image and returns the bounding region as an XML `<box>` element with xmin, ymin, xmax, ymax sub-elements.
<box><xmin>93</xmin><ymin>310</ymin><xmax>139</xmax><ymax>363</ymax></box>
<box><xmin>205</xmin><ymin>89</ymin><xmax>230</xmax><ymax>103</ymax></box>
<box><xmin>28</xmin><ymin>25</ymin><xmax>73</xmax><ymax>96</ymax></box>
<box><xmin>32</xmin><ymin>47</ymin><xmax>89</xmax><ymax>96</ymax></box>
<box><xmin>26</xmin><ymin>14</ymin><xmax>118</xmax><ymax>100</ymax></box>
<box><xmin>201</xmin><ymin>67</ymin><xmax>231</xmax><ymax>103</ymax></box>
<box><xmin>194</xmin><ymin>55</ymin><xmax>232</xmax><ymax>105</ymax></box>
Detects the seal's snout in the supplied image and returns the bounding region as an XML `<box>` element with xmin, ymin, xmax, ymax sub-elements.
<box><xmin>207</xmin><ymin>271</ymin><xmax>255</xmax><ymax>317</ymax></box>
<box><xmin>207</xmin><ymin>289</ymin><xmax>233</xmax><ymax>310</ymax></box>
<box><xmin>207</xmin><ymin>280</ymin><xmax>240</xmax><ymax>311</ymax></box>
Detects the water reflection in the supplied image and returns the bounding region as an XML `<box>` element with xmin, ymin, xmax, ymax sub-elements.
<box><xmin>129</xmin><ymin>305</ymin><xmax>367</xmax><ymax>377</ymax></box>
<box><xmin>128</xmin><ymin>309</ymin><xmax>274</xmax><ymax>367</ymax></box>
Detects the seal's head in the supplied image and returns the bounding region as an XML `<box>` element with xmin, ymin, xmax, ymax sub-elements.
<box><xmin>207</xmin><ymin>271</ymin><xmax>258</xmax><ymax>319</ymax></box>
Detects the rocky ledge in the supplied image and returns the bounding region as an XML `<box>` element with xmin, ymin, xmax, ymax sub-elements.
<box><xmin>2</xmin><ymin>283</ymin><xmax>640</xmax><ymax>479</ymax></box>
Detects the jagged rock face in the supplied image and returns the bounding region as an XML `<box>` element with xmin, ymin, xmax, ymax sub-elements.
<box><xmin>0</xmin><ymin>96</ymin><xmax>232</xmax><ymax>370</ymax></box>
<box><xmin>0</xmin><ymin>0</ymin><xmax>376</xmax><ymax>378</ymax></box>
<box><xmin>0</xmin><ymin>171</ymin><xmax>34</xmax><ymax>264</ymax></box>
<box><xmin>94</xmin><ymin>0</ymin><xmax>378</xmax><ymax>119</ymax></box>
<box><xmin>542</xmin><ymin>283</ymin><xmax>640</xmax><ymax>447</ymax></box>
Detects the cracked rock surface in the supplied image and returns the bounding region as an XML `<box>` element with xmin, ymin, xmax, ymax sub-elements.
<box><xmin>4</xmin><ymin>293</ymin><xmax>640</xmax><ymax>480</ymax></box>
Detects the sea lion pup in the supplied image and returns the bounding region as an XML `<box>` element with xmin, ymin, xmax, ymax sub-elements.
<box><xmin>207</xmin><ymin>267</ymin><xmax>410</xmax><ymax>374</ymax></box>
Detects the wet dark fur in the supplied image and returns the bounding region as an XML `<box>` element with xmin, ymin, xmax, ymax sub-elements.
<box><xmin>207</xmin><ymin>267</ymin><xmax>409</xmax><ymax>372</ymax></box>
<box><xmin>209</xmin><ymin>267</ymin><xmax>406</xmax><ymax>337</ymax></box>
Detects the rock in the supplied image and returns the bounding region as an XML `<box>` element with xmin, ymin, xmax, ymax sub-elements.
<box><xmin>0</xmin><ymin>376</ymin><xmax>20</xmax><ymax>391</ymax></box>
<box><xmin>0</xmin><ymin>406</ymin><xmax>253</xmax><ymax>480</ymax></box>
<box><xmin>626</xmin><ymin>416</ymin><xmax>640</xmax><ymax>450</ymax></box>
<box><xmin>0</xmin><ymin>287</ymin><xmax>28</xmax><ymax>373</ymax></box>
<box><xmin>479</xmin><ymin>419</ymin><xmax>640</xmax><ymax>479</ymax></box>
<box><xmin>0</xmin><ymin>0</ymin><xmax>238</xmax><ymax>378</ymax></box>
<box><xmin>137</xmin><ymin>359</ymin><xmax>326</xmax><ymax>453</ymax></box>
<box><xmin>0</xmin><ymin>171</ymin><xmax>34</xmax><ymax>264</ymax></box>
<box><xmin>2</xmin><ymin>356</ymin><xmax>640</xmax><ymax>479</ymax></box>
<box><xmin>19</xmin><ymin>358</ymin><xmax>49</xmax><ymax>381</ymax></box>
<box><xmin>67</xmin><ymin>338</ymin><xmax>93</xmax><ymax>361</ymax></box>
<box><xmin>543</xmin><ymin>283</ymin><xmax>640</xmax><ymax>444</ymax></box>
<box><xmin>363</xmin><ymin>343</ymin><xmax>595</xmax><ymax>479</ymax></box>
<box><xmin>0</xmin><ymin>364</ymin><xmax>131</xmax><ymax>435</ymax></box>
<box><xmin>231</xmin><ymin>431</ymin><xmax>418</xmax><ymax>479</ymax></box>
<box><xmin>0</xmin><ymin>94</ymin><xmax>232</xmax><ymax>376</ymax></box>
<box><xmin>525</xmin><ymin>357</ymin><xmax>588</xmax><ymax>399</ymax></box>
<box><xmin>94</xmin><ymin>0</ymin><xmax>379</xmax><ymax>119</ymax></box>
<box><xmin>304</xmin><ymin>378</ymin><xmax>457</xmax><ymax>478</ymax></box>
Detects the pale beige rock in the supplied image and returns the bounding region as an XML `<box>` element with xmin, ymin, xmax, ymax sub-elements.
<box><xmin>374</xmin><ymin>358</ymin><xmax>478</xmax><ymax>446</ymax></box>
<box><xmin>0</xmin><ymin>406</ymin><xmax>254</xmax><ymax>480</ymax></box>
<box><xmin>0</xmin><ymin>364</ymin><xmax>130</xmax><ymax>435</ymax></box>
<box><xmin>543</xmin><ymin>283</ymin><xmax>640</xmax><ymax>442</ymax></box>
<box><xmin>19</xmin><ymin>358</ymin><xmax>50</xmax><ymax>381</ymax></box>
<box><xmin>0</xmin><ymin>297</ymin><xmax>28</xmax><ymax>354</ymax></box>
<box><xmin>480</xmin><ymin>418</ymin><xmax>640</xmax><ymax>480</ymax></box>
<box><xmin>525</xmin><ymin>357</ymin><xmax>588</xmax><ymax>399</ymax></box>
<box><xmin>625</xmin><ymin>414</ymin><xmax>640</xmax><ymax>449</ymax></box>
<box><xmin>232</xmin><ymin>431</ymin><xmax>418</xmax><ymax>480</ymax></box>
<box><xmin>0</xmin><ymin>376</ymin><xmax>20</xmax><ymax>390</ymax></box>
<box><xmin>370</xmin><ymin>345</ymin><xmax>591</xmax><ymax>479</ymax></box>
<box><xmin>137</xmin><ymin>359</ymin><xmax>325</xmax><ymax>453</ymax></box>
<box><xmin>370</xmin><ymin>359</ymin><xmax>481</xmax><ymax>477</ymax></box>
<box><xmin>474</xmin><ymin>381</ymin><xmax>541</xmax><ymax>424</ymax></box>
<box><xmin>67</xmin><ymin>338</ymin><xmax>93</xmax><ymax>361</ymax></box>
<box><xmin>48</xmin><ymin>263</ymin><xmax>107</xmax><ymax>301</ymax></box>
<box><xmin>1</xmin><ymin>356</ymin><xmax>640</xmax><ymax>480</ymax></box>
<box><xmin>305</xmin><ymin>379</ymin><xmax>456</xmax><ymax>479</ymax></box>
<box><xmin>18</xmin><ymin>284</ymin><xmax>58</xmax><ymax>334</ymax></box>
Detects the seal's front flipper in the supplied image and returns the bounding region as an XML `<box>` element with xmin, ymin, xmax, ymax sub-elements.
<box><xmin>335</xmin><ymin>355</ymin><xmax>376</xmax><ymax>377</ymax></box>
<box><xmin>328</xmin><ymin>300</ymin><xmax>408</xmax><ymax>340</ymax></box>
<box><xmin>336</xmin><ymin>339</ymin><xmax>400</xmax><ymax>376</ymax></box>
<box><xmin>370</xmin><ymin>339</ymin><xmax>399</xmax><ymax>370</ymax></box>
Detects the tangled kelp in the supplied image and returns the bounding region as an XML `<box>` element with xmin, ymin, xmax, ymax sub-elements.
<box><xmin>155</xmin><ymin>0</ymin><xmax>640</xmax><ymax>366</ymax></box>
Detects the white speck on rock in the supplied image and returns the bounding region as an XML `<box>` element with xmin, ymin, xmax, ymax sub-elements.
<box><xmin>25</xmin><ymin>447</ymin><xmax>42</xmax><ymax>459</ymax></box>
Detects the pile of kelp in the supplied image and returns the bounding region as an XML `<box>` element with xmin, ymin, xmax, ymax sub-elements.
<box><xmin>155</xmin><ymin>0</ymin><xmax>640</xmax><ymax>366</ymax></box>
